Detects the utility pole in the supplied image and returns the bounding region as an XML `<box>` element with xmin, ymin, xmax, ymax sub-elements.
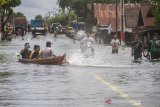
<box><xmin>121</xmin><ymin>0</ymin><xmax>125</xmax><ymax>47</ymax></box>
<box><xmin>115</xmin><ymin>0</ymin><xmax>118</xmax><ymax>35</ymax></box>
<box><xmin>0</xmin><ymin>12</ymin><xmax>1</xmax><ymax>41</ymax></box>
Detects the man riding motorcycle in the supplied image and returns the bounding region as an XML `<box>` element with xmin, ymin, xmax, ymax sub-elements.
<box><xmin>80</xmin><ymin>33</ymin><xmax>94</xmax><ymax>57</ymax></box>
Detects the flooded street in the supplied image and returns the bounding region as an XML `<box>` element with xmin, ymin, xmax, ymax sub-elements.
<box><xmin>0</xmin><ymin>34</ymin><xmax>160</xmax><ymax>107</ymax></box>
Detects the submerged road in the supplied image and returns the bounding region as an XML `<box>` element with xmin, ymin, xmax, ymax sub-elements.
<box><xmin>0</xmin><ymin>34</ymin><xmax>160</xmax><ymax>107</ymax></box>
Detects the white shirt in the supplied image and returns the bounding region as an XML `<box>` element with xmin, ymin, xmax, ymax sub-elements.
<box><xmin>111</xmin><ymin>39</ymin><xmax>120</xmax><ymax>50</ymax></box>
<box><xmin>41</xmin><ymin>47</ymin><xmax>53</xmax><ymax>58</ymax></box>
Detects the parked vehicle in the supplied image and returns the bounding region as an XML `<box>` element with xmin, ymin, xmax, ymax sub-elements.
<box><xmin>95</xmin><ymin>25</ymin><xmax>112</xmax><ymax>44</ymax></box>
<box><xmin>31</xmin><ymin>20</ymin><xmax>47</xmax><ymax>35</ymax></box>
<box><xmin>50</xmin><ymin>23</ymin><xmax>65</xmax><ymax>34</ymax></box>
<box><xmin>66</xmin><ymin>27</ymin><xmax>75</xmax><ymax>38</ymax></box>
<box><xmin>13</xmin><ymin>17</ymin><xmax>27</xmax><ymax>36</ymax></box>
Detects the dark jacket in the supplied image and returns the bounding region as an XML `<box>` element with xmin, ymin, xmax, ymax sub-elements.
<box><xmin>20</xmin><ymin>49</ymin><xmax>31</xmax><ymax>59</ymax></box>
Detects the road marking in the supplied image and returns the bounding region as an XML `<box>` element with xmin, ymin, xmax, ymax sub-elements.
<box><xmin>90</xmin><ymin>72</ymin><xmax>143</xmax><ymax>107</ymax></box>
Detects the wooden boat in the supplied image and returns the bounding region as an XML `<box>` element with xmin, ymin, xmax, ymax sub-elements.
<box><xmin>18</xmin><ymin>54</ymin><xmax>67</xmax><ymax>65</ymax></box>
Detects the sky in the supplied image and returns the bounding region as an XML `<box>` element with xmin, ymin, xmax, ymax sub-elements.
<box><xmin>14</xmin><ymin>0</ymin><xmax>59</xmax><ymax>20</ymax></box>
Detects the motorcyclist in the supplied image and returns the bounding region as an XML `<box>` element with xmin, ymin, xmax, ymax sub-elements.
<box><xmin>150</xmin><ymin>35</ymin><xmax>160</xmax><ymax>59</ymax></box>
<box><xmin>80</xmin><ymin>32</ymin><xmax>94</xmax><ymax>53</ymax></box>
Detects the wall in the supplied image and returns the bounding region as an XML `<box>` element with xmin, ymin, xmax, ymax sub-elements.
<box><xmin>0</xmin><ymin>24</ymin><xmax>1</xmax><ymax>42</ymax></box>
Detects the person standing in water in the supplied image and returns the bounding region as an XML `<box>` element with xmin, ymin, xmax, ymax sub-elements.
<box><xmin>131</xmin><ymin>37</ymin><xmax>143</xmax><ymax>60</ymax></box>
<box><xmin>111</xmin><ymin>35</ymin><xmax>120</xmax><ymax>54</ymax></box>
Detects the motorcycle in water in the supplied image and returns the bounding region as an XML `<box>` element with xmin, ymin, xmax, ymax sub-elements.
<box><xmin>80</xmin><ymin>41</ymin><xmax>95</xmax><ymax>58</ymax></box>
<box><xmin>5</xmin><ymin>31</ymin><xmax>12</xmax><ymax>41</ymax></box>
<box><xmin>143</xmin><ymin>40</ymin><xmax>160</xmax><ymax>60</ymax></box>
<box><xmin>16</xmin><ymin>28</ymin><xmax>24</xmax><ymax>37</ymax></box>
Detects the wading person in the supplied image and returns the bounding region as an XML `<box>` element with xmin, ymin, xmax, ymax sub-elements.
<box><xmin>150</xmin><ymin>35</ymin><xmax>160</xmax><ymax>59</ymax></box>
<box><xmin>20</xmin><ymin>43</ymin><xmax>31</xmax><ymax>59</ymax></box>
<box><xmin>111</xmin><ymin>35</ymin><xmax>120</xmax><ymax>54</ymax></box>
<box><xmin>30</xmin><ymin>45</ymin><xmax>41</xmax><ymax>59</ymax></box>
<box><xmin>131</xmin><ymin>37</ymin><xmax>143</xmax><ymax>60</ymax></box>
<box><xmin>41</xmin><ymin>41</ymin><xmax>56</xmax><ymax>58</ymax></box>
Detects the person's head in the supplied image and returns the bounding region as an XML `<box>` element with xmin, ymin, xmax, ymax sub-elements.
<box><xmin>46</xmin><ymin>41</ymin><xmax>51</xmax><ymax>47</ymax></box>
<box><xmin>114</xmin><ymin>35</ymin><xmax>117</xmax><ymax>40</ymax></box>
<box><xmin>153</xmin><ymin>33</ymin><xmax>158</xmax><ymax>40</ymax></box>
<box><xmin>33</xmin><ymin>45</ymin><xmax>40</xmax><ymax>51</ymax></box>
<box><xmin>24</xmin><ymin>43</ymin><xmax>30</xmax><ymax>49</ymax></box>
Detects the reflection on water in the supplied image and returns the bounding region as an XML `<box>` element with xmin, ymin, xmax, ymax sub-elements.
<box><xmin>0</xmin><ymin>54</ymin><xmax>6</xmax><ymax>63</ymax></box>
<box><xmin>0</xmin><ymin>72</ymin><xmax>13</xmax><ymax>78</ymax></box>
<box><xmin>0</xmin><ymin>35</ymin><xmax>160</xmax><ymax>107</ymax></box>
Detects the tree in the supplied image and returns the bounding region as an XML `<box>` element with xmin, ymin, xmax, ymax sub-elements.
<box><xmin>56</xmin><ymin>0</ymin><xmax>149</xmax><ymax>25</ymax></box>
<box><xmin>14</xmin><ymin>12</ymin><xmax>26</xmax><ymax>18</ymax></box>
<box><xmin>0</xmin><ymin>0</ymin><xmax>8</xmax><ymax>7</ymax></box>
<box><xmin>56</xmin><ymin>0</ymin><xmax>115</xmax><ymax>24</ymax></box>
<box><xmin>57</xmin><ymin>0</ymin><xmax>71</xmax><ymax>13</ymax></box>
<box><xmin>151</xmin><ymin>0</ymin><xmax>160</xmax><ymax>28</ymax></box>
<box><xmin>35</xmin><ymin>14</ymin><xmax>43</xmax><ymax>20</ymax></box>
<box><xmin>0</xmin><ymin>0</ymin><xmax>21</xmax><ymax>39</ymax></box>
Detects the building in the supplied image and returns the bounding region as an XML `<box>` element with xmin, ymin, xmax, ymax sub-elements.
<box><xmin>94</xmin><ymin>3</ymin><xmax>159</xmax><ymax>46</ymax></box>
<box><xmin>0</xmin><ymin>18</ymin><xmax>1</xmax><ymax>41</ymax></box>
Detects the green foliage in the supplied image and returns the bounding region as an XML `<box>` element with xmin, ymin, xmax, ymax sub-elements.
<box><xmin>14</xmin><ymin>12</ymin><xmax>26</xmax><ymax>18</ymax></box>
<box><xmin>1</xmin><ymin>0</ymin><xmax>21</xmax><ymax>8</ymax></box>
<box><xmin>47</xmin><ymin>12</ymin><xmax>77</xmax><ymax>26</ymax></box>
<box><xmin>0</xmin><ymin>0</ymin><xmax>8</xmax><ymax>5</ymax></box>
<box><xmin>51</xmin><ymin>15</ymin><xmax>67</xmax><ymax>26</ymax></box>
<box><xmin>151</xmin><ymin>0</ymin><xmax>160</xmax><ymax>28</ymax></box>
<box><xmin>35</xmin><ymin>14</ymin><xmax>43</xmax><ymax>20</ymax></box>
<box><xmin>57</xmin><ymin>0</ymin><xmax>70</xmax><ymax>10</ymax></box>
<box><xmin>1</xmin><ymin>0</ymin><xmax>21</xmax><ymax>21</ymax></box>
<box><xmin>0</xmin><ymin>0</ymin><xmax>21</xmax><ymax>39</ymax></box>
<box><xmin>0</xmin><ymin>0</ymin><xmax>8</xmax><ymax>11</ymax></box>
<box><xmin>57</xmin><ymin>0</ymin><xmax>150</xmax><ymax>25</ymax></box>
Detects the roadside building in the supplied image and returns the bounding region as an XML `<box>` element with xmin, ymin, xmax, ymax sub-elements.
<box><xmin>0</xmin><ymin>15</ymin><xmax>1</xmax><ymax>41</ymax></box>
<box><xmin>0</xmin><ymin>24</ymin><xmax>1</xmax><ymax>41</ymax></box>
<box><xmin>94</xmin><ymin>3</ymin><xmax>160</xmax><ymax>46</ymax></box>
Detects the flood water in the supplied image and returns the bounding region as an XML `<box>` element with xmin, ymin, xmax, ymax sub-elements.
<box><xmin>0</xmin><ymin>34</ymin><xmax>160</xmax><ymax>107</ymax></box>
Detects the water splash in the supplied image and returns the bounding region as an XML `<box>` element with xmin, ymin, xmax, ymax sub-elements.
<box><xmin>67</xmin><ymin>48</ymin><xmax>133</xmax><ymax>68</ymax></box>
<box><xmin>74</xmin><ymin>30</ymin><xmax>87</xmax><ymax>41</ymax></box>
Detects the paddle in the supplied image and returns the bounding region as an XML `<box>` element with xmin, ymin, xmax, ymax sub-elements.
<box><xmin>16</xmin><ymin>53</ymin><xmax>22</xmax><ymax>59</ymax></box>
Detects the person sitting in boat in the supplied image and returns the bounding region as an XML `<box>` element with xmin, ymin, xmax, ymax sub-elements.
<box><xmin>40</xmin><ymin>41</ymin><xmax>56</xmax><ymax>58</ymax></box>
<box><xmin>111</xmin><ymin>34</ymin><xmax>120</xmax><ymax>54</ymax></box>
<box><xmin>131</xmin><ymin>37</ymin><xmax>143</xmax><ymax>60</ymax></box>
<box><xmin>30</xmin><ymin>45</ymin><xmax>41</xmax><ymax>59</ymax></box>
<box><xmin>20</xmin><ymin>43</ymin><xmax>31</xmax><ymax>59</ymax></box>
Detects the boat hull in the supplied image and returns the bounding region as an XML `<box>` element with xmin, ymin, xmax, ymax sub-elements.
<box><xmin>18</xmin><ymin>55</ymin><xmax>66</xmax><ymax>65</ymax></box>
